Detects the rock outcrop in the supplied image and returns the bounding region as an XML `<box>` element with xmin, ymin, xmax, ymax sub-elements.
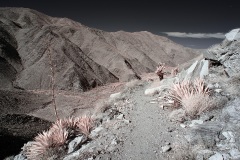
<box><xmin>208</xmin><ymin>28</ymin><xmax>240</xmax><ymax>77</ymax></box>
<box><xmin>0</xmin><ymin>7</ymin><xmax>198</xmax><ymax>91</ymax></box>
<box><xmin>171</xmin><ymin>29</ymin><xmax>240</xmax><ymax>160</ymax></box>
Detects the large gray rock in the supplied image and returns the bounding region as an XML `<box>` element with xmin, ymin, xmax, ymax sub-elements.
<box><xmin>188</xmin><ymin>121</ymin><xmax>224</xmax><ymax>148</ymax></box>
<box><xmin>178</xmin><ymin>59</ymin><xmax>209</xmax><ymax>81</ymax></box>
<box><xmin>63</xmin><ymin>143</ymin><xmax>90</xmax><ymax>160</ymax></box>
<box><xmin>229</xmin><ymin>148</ymin><xmax>240</xmax><ymax>159</ymax></box>
<box><xmin>208</xmin><ymin>29</ymin><xmax>240</xmax><ymax>77</ymax></box>
<box><xmin>222</xmin><ymin>98</ymin><xmax>240</xmax><ymax>123</ymax></box>
<box><xmin>208</xmin><ymin>152</ymin><xmax>224</xmax><ymax>160</ymax></box>
<box><xmin>225</xmin><ymin>29</ymin><xmax>240</xmax><ymax>41</ymax></box>
<box><xmin>67</xmin><ymin>136</ymin><xmax>87</xmax><ymax>154</ymax></box>
<box><xmin>196</xmin><ymin>149</ymin><xmax>214</xmax><ymax>160</ymax></box>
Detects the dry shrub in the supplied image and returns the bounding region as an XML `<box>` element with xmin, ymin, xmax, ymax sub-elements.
<box><xmin>155</xmin><ymin>63</ymin><xmax>165</xmax><ymax>80</ymax></box>
<box><xmin>25</xmin><ymin>129</ymin><xmax>68</xmax><ymax>159</ymax></box>
<box><xmin>25</xmin><ymin>116</ymin><xmax>94</xmax><ymax>159</ymax></box>
<box><xmin>50</xmin><ymin>116</ymin><xmax>93</xmax><ymax>135</ymax></box>
<box><xmin>76</xmin><ymin>115</ymin><xmax>94</xmax><ymax>136</ymax></box>
<box><xmin>169</xmin><ymin>79</ymin><xmax>212</xmax><ymax>117</ymax></box>
<box><xmin>50</xmin><ymin>117</ymin><xmax>78</xmax><ymax>132</ymax></box>
<box><xmin>181</xmin><ymin>94</ymin><xmax>213</xmax><ymax>117</ymax></box>
<box><xmin>171</xmin><ymin>66</ymin><xmax>179</xmax><ymax>77</ymax></box>
<box><xmin>25</xmin><ymin>131</ymin><xmax>53</xmax><ymax>159</ymax></box>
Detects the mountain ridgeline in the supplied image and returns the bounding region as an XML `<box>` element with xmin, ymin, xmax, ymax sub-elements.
<box><xmin>0</xmin><ymin>8</ymin><xmax>198</xmax><ymax>91</ymax></box>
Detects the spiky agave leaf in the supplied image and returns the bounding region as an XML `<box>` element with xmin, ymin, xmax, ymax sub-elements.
<box><xmin>25</xmin><ymin>131</ymin><xmax>54</xmax><ymax>159</ymax></box>
<box><xmin>50</xmin><ymin>117</ymin><xmax>79</xmax><ymax>132</ymax></box>
<box><xmin>52</xmin><ymin>127</ymin><xmax>69</xmax><ymax>146</ymax></box>
<box><xmin>26</xmin><ymin>120</ymin><xmax>70</xmax><ymax>159</ymax></box>
<box><xmin>76</xmin><ymin>115</ymin><xmax>93</xmax><ymax>136</ymax></box>
<box><xmin>168</xmin><ymin>78</ymin><xmax>211</xmax><ymax>117</ymax></box>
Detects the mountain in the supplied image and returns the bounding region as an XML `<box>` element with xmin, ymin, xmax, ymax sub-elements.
<box><xmin>0</xmin><ymin>7</ymin><xmax>198</xmax><ymax>92</ymax></box>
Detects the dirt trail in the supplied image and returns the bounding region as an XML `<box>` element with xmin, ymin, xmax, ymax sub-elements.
<box><xmin>113</xmin><ymin>84</ymin><xmax>185</xmax><ymax>160</ymax></box>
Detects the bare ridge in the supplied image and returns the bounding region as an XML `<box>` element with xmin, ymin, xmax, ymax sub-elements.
<box><xmin>0</xmin><ymin>7</ymin><xmax>198</xmax><ymax>91</ymax></box>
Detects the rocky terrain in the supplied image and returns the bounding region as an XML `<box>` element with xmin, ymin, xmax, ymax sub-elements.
<box><xmin>2</xmin><ymin>7</ymin><xmax>240</xmax><ymax>160</ymax></box>
<box><xmin>0</xmin><ymin>7</ymin><xmax>198</xmax><ymax>159</ymax></box>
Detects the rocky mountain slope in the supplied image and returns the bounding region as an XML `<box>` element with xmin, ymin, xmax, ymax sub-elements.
<box><xmin>0</xmin><ymin>7</ymin><xmax>197</xmax><ymax>91</ymax></box>
<box><xmin>2</xmin><ymin>22</ymin><xmax>240</xmax><ymax>159</ymax></box>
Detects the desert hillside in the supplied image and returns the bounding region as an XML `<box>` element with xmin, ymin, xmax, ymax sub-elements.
<box><xmin>7</xmin><ymin>7</ymin><xmax>240</xmax><ymax>160</ymax></box>
<box><xmin>5</xmin><ymin>27</ymin><xmax>240</xmax><ymax>159</ymax></box>
<box><xmin>0</xmin><ymin>7</ymin><xmax>198</xmax><ymax>91</ymax></box>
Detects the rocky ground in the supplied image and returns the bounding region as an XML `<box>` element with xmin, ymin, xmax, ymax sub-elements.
<box><xmin>7</xmin><ymin>67</ymin><xmax>240</xmax><ymax>160</ymax></box>
<box><xmin>4</xmin><ymin>48</ymin><xmax>240</xmax><ymax>160</ymax></box>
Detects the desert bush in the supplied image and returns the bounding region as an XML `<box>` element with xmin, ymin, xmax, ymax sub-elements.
<box><xmin>76</xmin><ymin>115</ymin><xmax>94</xmax><ymax>136</ymax></box>
<box><xmin>181</xmin><ymin>93</ymin><xmax>213</xmax><ymax>117</ymax></box>
<box><xmin>171</xmin><ymin>66</ymin><xmax>179</xmax><ymax>77</ymax></box>
<box><xmin>168</xmin><ymin>79</ymin><xmax>212</xmax><ymax>117</ymax></box>
<box><xmin>155</xmin><ymin>63</ymin><xmax>165</xmax><ymax>80</ymax></box>
<box><xmin>25</xmin><ymin>116</ymin><xmax>94</xmax><ymax>159</ymax></box>
<box><xmin>50</xmin><ymin>116</ymin><xmax>93</xmax><ymax>135</ymax></box>
<box><xmin>50</xmin><ymin>117</ymin><xmax>78</xmax><ymax>132</ymax></box>
<box><xmin>25</xmin><ymin>129</ymin><xmax>68</xmax><ymax>159</ymax></box>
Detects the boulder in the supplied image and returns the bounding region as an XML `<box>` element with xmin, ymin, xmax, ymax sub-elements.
<box><xmin>208</xmin><ymin>152</ymin><xmax>224</xmax><ymax>160</ymax></box>
<box><xmin>67</xmin><ymin>136</ymin><xmax>88</xmax><ymax>154</ymax></box>
<box><xmin>208</xmin><ymin>29</ymin><xmax>240</xmax><ymax>77</ymax></box>
<box><xmin>225</xmin><ymin>29</ymin><xmax>240</xmax><ymax>41</ymax></box>
<box><xmin>178</xmin><ymin>59</ymin><xmax>210</xmax><ymax>81</ymax></box>
<box><xmin>144</xmin><ymin>86</ymin><xmax>162</xmax><ymax>95</ymax></box>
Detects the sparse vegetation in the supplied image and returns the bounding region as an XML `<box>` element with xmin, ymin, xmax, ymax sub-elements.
<box><xmin>24</xmin><ymin>116</ymin><xmax>94</xmax><ymax>159</ymax></box>
<box><xmin>76</xmin><ymin>115</ymin><xmax>94</xmax><ymax>136</ymax></box>
<box><xmin>155</xmin><ymin>63</ymin><xmax>165</xmax><ymax>81</ymax></box>
<box><xmin>171</xmin><ymin>66</ymin><xmax>179</xmax><ymax>77</ymax></box>
<box><xmin>168</xmin><ymin>79</ymin><xmax>213</xmax><ymax>117</ymax></box>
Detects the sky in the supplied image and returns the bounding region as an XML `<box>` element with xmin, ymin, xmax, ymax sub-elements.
<box><xmin>1</xmin><ymin>0</ymin><xmax>240</xmax><ymax>49</ymax></box>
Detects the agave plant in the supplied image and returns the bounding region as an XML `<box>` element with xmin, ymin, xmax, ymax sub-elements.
<box><xmin>25</xmin><ymin>122</ymin><xmax>69</xmax><ymax>159</ymax></box>
<box><xmin>25</xmin><ymin>131</ymin><xmax>54</xmax><ymax>159</ymax></box>
<box><xmin>76</xmin><ymin>115</ymin><xmax>93</xmax><ymax>136</ymax></box>
<box><xmin>24</xmin><ymin>116</ymin><xmax>94</xmax><ymax>159</ymax></box>
<box><xmin>50</xmin><ymin>117</ymin><xmax>78</xmax><ymax>132</ymax></box>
